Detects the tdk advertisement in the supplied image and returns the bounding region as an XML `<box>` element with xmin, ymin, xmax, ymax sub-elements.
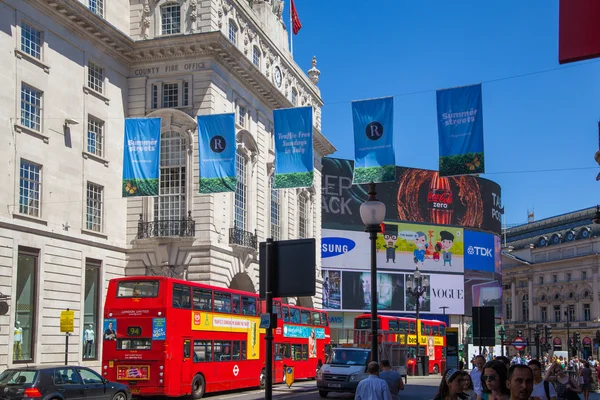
<box><xmin>464</xmin><ymin>230</ymin><xmax>495</xmax><ymax>272</ymax></box>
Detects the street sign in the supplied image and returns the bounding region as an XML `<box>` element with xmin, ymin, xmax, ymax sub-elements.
<box><xmin>284</xmin><ymin>366</ymin><xmax>294</xmax><ymax>388</ymax></box>
<box><xmin>260</xmin><ymin>313</ymin><xmax>271</xmax><ymax>329</ymax></box>
<box><xmin>60</xmin><ymin>309</ymin><xmax>74</xmax><ymax>333</ymax></box>
<box><xmin>511</xmin><ymin>337</ymin><xmax>527</xmax><ymax>351</ymax></box>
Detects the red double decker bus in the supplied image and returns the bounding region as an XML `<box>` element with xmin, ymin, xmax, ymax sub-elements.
<box><xmin>354</xmin><ymin>314</ymin><xmax>446</xmax><ymax>374</ymax></box>
<box><xmin>102</xmin><ymin>276</ymin><xmax>329</xmax><ymax>398</ymax></box>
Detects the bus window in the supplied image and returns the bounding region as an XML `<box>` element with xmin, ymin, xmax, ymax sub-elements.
<box><xmin>432</xmin><ymin>326</ymin><xmax>439</xmax><ymax>336</ymax></box>
<box><xmin>409</xmin><ymin>322</ymin><xmax>415</xmax><ymax>333</ymax></box>
<box><xmin>321</xmin><ymin>312</ymin><xmax>328</xmax><ymax>326</ymax></box>
<box><xmin>183</xmin><ymin>339</ymin><xmax>191</xmax><ymax>359</ymax></box>
<box><xmin>274</xmin><ymin>343</ymin><xmax>284</xmax><ymax>360</ymax></box>
<box><xmin>420</xmin><ymin>324</ymin><xmax>425</xmax><ymax>335</ymax></box>
<box><xmin>272</xmin><ymin>303</ymin><xmax>281</xmax><ymax>319</ymax></box>
<box><xmin>117</xmin><ymin>339</ymin><xmax>152</xmax><ymax>350</ymax></box>
<box><xmin>292</xmin><ymin>344</ymin><xmax>303</xmax><ymax>360</ymax></box>
<box><xmin>399</xmin><ymin>321</ymin><xmax>408</xmax><ymax>334</ymax></box>
<box><xmin>193</xmin><ymin>288</ymin><xmax>212</xmax><ymax>311</ymax></box>
<box><xmin>282</xmin><ymin>306</ymin><xmax>290</xmax><ymax>322</ymax></box>
<box><xmin>214</xmin><ymin>292</ymin><xmax>231</xmax><ymax>313</ymax></box>
<box><xmin>389</xmin><ymin>321</ymin><xmax>399</xmax><ymax>331</ymax></box>
<box><xmin>312</xmin><ymin>312</ymin><xmax>321</xmax><ymax>326</ymax></box>
<box><xmin>117</xmin><ymin>280</ymin><xmax>159</xmax><ymax>298</ymax></box>
<box><xmin>193</xmin><ymin>340</ymin><xmax>212</xmax><ymax>362</ymax></box>
<box><xmin>289</xmin><ymin>308</ymin><xmax>301</xmax><ymax>324</ymax></box>
<box><xmin>214</xmin><ymin>341</ymin><xmax>232</xmax><ymax>361</ymax></box>
<box><xmin>232</xmin><ymin>294</ymin><xmax>241</xmax><ymax>314</ymax></box>
<box><xmin>302</xmin><ymin>344</ymin><xmax>308</xmax><ymax>360</ymax></box>
<box><xmin>242</xmin><ymin>296</ymin><xmax>256</xmax><ymax>316</ymax></box>
<box><xmin>440</xmin><ymin>326</ymin><xmax>446</xmax><ymax>336</ymax></box>
<box><xmin>232</xmin><ymin>341</ymin><xmax>241</xmax><ymax>360</ymax></box>
<box><xmin>173</xmin><ymin>285</ymin><xmax>191</xmax><ymax>309</ymax></box>
<box><xmin>301</xmin><ymin>310</ymin><xmax>311</xmax><ymax>325</ymax></box>
<box><xmin>241</xmin><ymin>340</ymin><xmax>247</xmax><ymax>360</ymax></box>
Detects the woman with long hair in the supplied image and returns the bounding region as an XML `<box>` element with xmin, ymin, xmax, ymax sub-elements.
<box><xmin>461</xmin><ymin>371</ymin><xmax>477</xmax><ymax>400</ymax></box>
<box><xmin>476</xmin><ymin>360</ymin><xmax>509</xmax><ymax>400</ymax></box>
<box><xmin>546</xmin><ymin>361</ymin><xmax>582</xmax><ymax>400</ymax></box>
<box><xmin>434</xmin><ymin>368</ymin><xmax>467</xmax><ymax>400</ymax></box>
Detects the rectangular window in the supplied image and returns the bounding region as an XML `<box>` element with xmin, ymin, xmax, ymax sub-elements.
<box><xmin>228</xmin><ymin>22</ymin><xmax>237</xmax><ymax>44</ymax></box>
<box><xmin>289</xmin><ymin>308</ymin><xmax>300</xmax><ymax>324</ymax></box>
<box><xmin>116</xmin><ymin>280</ymin><xmax>159</xmax><ymax>298</ymax></box>
<box><xmin>172</xmin><ymin>285</ymin><xmax>191</xmax><ymax>309</ymax></box>
<box><xmin>54</xmin><ymin>368</ymin><xmax>81</xmax><ymax>385</ymax></box>
<box><xmin>541</xmin><ymin>306</ymin><xmax>547</xmax><ymax>322</ymax></box>
<box><xmin>505</xmin><ymin>303</ymin><xmax>512</xmax><ymax>321</ymax></box>
<box><xmin>151</xmin><ymin>84</ymin><xmax>158</xmax><ymax>109</ymax></box>
<box><xmin>238</xmin><ymin>105</ymin><xmax>246</xmax><ymax>127</ymax></box>
<box><xmin>183</xmin><ymin>339</ymin><xmax>191</xmax><ymax>359</ymax></box>
<box><xmin>301</xmin><ymin>310</ymin><xmax>311</xmax><ymax>325</ymax></box>
<box><xmin>88</xmin><ymin>62</ymin><xmax>104</xmax><ymax>94</ymax></box>
<box><xmin>183</xmin><ymin>81</ymin><xmax>189</xmax><ymax>107</ymax></box>
<box><xmin>292</xmin><ymin>344</ymin><xmax>302</xmax><ymax>360</ymax></box>
<box><xmin>241</xmin><ymin>296</ymin><xmax>256</xmax><ymax>316</ymax></box>
<box><xmin>21</xmin><ymin>22</ymin><xmax>42</xmax><ymax>60</ymax></box>
<box><xmin>566</xmin><ymin>273</ymin><xmax>571</xmax><ymax>282</ymax></box>
<box><xmin>162</xmin><ymin>83</ymin><xmax>178</xmax><ymax>108</ymax></box>
<box><xmin>161</xmin><ymin>5</ymin><xmax>181</xmax><ymax>35</ymax></box>
<box><xmin>88</xmin><ymin>0</ymin><xmax>104</xmax><ymax>16</ymax></box>
<box><xmin>214</xmin><ymin>341</ymin><xmax>232</xmax><ymax>361</ymax></box>
<box><xmin>270</xmin><ymin>175</ymin><xmax>280</xmax><ymax>241</ymax></box>
<box><xmin>19</xmin><ymin>160</ymin><xmax>41</xmax><ymax>217</ymax></box>
<box><xmin>83</xmin><ymin>260</ymin><xmax>100</xmax><ymax>359</ymax></box>
<box><xmin>553</xmin><ymin>274</ymin><xmax>557</xmax><ymax>283</ymax></box>
<box><xmin>311</xmin><ymin>312</ymin><xmax>321</xmax><ymax>326</ymax></box>
<box><xmin>582</xmin><ymin>271</ymin><xmax>587</xmax><ymax>280</ymax></box>
<box><xmin>298</xmin><ymin>197</ymin><xmax>308</xmax><ymax>238</ymax></box>
<box><xmin>554</xmin><ymin>305</ymin><xmax>561</xmax><ymax>322</ymax></box>
<box><xmin>87</xmin><ymin>116</ymin><xmax>104</xmax><ymax>157</ymax></box>
<box><xmin>15</xmin><ymin>249</ymin><xmax>38</xmax><ymax>362</ymax></box>
<box><xmin>302</xmin><ymin>344</ymin><xmax>308</xmax><ymax>360</ymax></box>
<box><xmin>232</xmin><ymin>294</ymin><xmax>241</xmax><ymax>314</ymax></box>
<box><xmin>568</xmin><ymin>306</ymin><xmax>575</xmax><ymax>322</ymax></box>
<box><xmin>321</xmin><ymin>312</ymin><xmax>328</xmax><ymax>326</ymax></box>
<box><xmin>117</xmin><ymin>339</ymin><xmax>152</xmax><ymax>350</ymax></box>
<box><xmin>86</xmin><ymin>182</ymin><xmax>103</xmax><ymax>232</ymax></box>
<box><xmin>193</xmin><ymin>288</ymin><xmax>212</xmax><ymax>311</ymax></box>
<box><xmin>539</xmin><ymin>276</ymin><xmax>544</xmax><ymax>285</ymax></box>
<box><xmin>584</xmin><ymin>304</ymin><xmax>591</xmax><ymax>321</ymax></box>
<box><xmin>234</xmin><ymin>152</ymin><xmax>247</xmax><ymax>231</ymax></box>
<box><xmin>214</xmin><ymin>292</ymin><xmax>231</xmax><ymax>314</ymax></box>
<box><xmin>193</xmin><ymin>340</ymin><xmax>212</xmax><ymax>362</ymax></box>
<box><xmin>252</xmin><ymin>47</ymin><xmax>260</xmax><ymax>67</ymax></box>
<box><xmin>282</xmin><ymin>306</ymin><xmax>290</xmax><ymax>322</ymax></box>
<box><xmin>21</xmin><ymin>84</ymin><xmax>42</xmax><ymax>131</ymax></box>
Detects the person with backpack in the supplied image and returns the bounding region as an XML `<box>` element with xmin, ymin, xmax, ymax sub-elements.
<box><xmin>544</xmin><ymin>361</ymin><xmax>581</xmax><ymax>400</ymax></box>
<box><xmin>528</xmin><ymin>359</ymin><xmax>556</xmax><ymax>400</ymax></box>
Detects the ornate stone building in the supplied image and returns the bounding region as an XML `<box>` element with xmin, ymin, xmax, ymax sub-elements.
<box><xmin>502</xmin><ymin>207</ymin><xmax>600</xmax><ymax>358</ymax></box>
<box><xmin>0</xmin><ymin>0</ymin><xmax>334</xmax><ymax>370</ymax></box>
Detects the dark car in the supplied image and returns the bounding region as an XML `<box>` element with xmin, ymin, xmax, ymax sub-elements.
<box><xmin>0</xmin><ymin>365</ymin><xmax>131</xmax><ymax>400</ymax></box>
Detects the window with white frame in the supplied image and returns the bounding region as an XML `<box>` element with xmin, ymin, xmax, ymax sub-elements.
<box><xmin>541</xmin><ymin>306</ymin><xmax>547</xmax><ymax>322</ymax></box>
<box><xmin>19</xmin><ymin>160</ymin><xmax>41</xmax><ymax>217</ymax></box>
<box><xmin>86</xmin><ymin>182</ymin><xmax>103</xmax><ymax>232</ymax></box>
<box><xmin>182</xmin><ymin>81</ymin><xmax>189</xmax><ymax>107</ymax></box>
<box><xmin>162</xmin><ymin>83</ymin><xmax>179</xmax><ymax>108</ymax></box>
<box><xmin>521</xmin><ymin>294</ymin><xmax>529</xmax><ymax>321</ymax></box>
<box><xmin>567</xmin><ymin>306</ymin><xmax>575</xmax><ymax>322</ymax></box>
<box><xmin>154</xmin><ymin>132</ymin><xmax>187</xmax><ymax>234</ymax></box>
<box><xmin>87</xmin><ymin>116</ymin><xmax>104</xmax><ymax>157</ymax></box>
<box><xmin>252</xmin><ymin>46</ymin><xmax>261</xmax><ymax>68</ymax></box>
<box><xmin>584</xmin><ymin>304</ymin><xmax>591</xmax><ymax>321</ymax></box>
<box><xmin>270</xmin><ymin>174</ymin><xmax>280</xmax><ymax>241</ymax></box>
<box><xmin>20</xmin><ymin>83</ymin><xmax>42</xmax><ymax>131</ymax></box>
<box><xmin>21</xmin><ymin>22</ymin><xmax>42</xmax><ymax>60</ymax></box>
<box><xmin>582</xmin><ymin>271</ymin><xmax>587</xmax><ymax>280</ymax></box>
<box><xmin>88</xmin><ymin>0</ymin><xmax>104</xmax><ymax>17</ymax></box>
<box><xmin>291</xmin><ymin>88</ymin><xmax>298</xmax><ymax>106</ymax></box>
<box><xmin>554</xmin><ymin>305</ymin><xmax>561</xmax><ymax>322</ymax></box>
<box><xmin>298</xmin><ymin>194</ymin><xmax>308</xmax><ymax>238</ymax></box>
<box><xmin>234</xmin><ymin>152</ymin><xmax>247</xmax><ymax>231</ymax></box>
<box><xmin>88</xmin><ymin>62</ymin><xmax>104</xmax><ymax>94</ymax></box>
<box><xmin>161</xmin><ymin>4</ymin><xmax>181</xmax><ymax>35</ymax></box>
<box><xmin>238</xmin><ymin>104</ymin><xmax>246</xmax><ymax>127</ymax></box>
<box><xmin>228</xmin><ymin>20</ymin><xmax>238</xmax><ymax>44</ymax></box>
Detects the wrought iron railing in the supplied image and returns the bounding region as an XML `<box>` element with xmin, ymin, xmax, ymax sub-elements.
<box><xmin>229</xmin><ymin>226</ymin><xmax>257</xmax><ymax>249</ymax></box>
<box><xmin>137</xmin><ymin>211</ymin><xmax>195</xmax><ymax>239</ymax></box>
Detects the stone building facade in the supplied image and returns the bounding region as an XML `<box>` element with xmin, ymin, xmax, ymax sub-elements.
<box><xmin>0</xmin><ymin>0</ymin><xmax>334</xmax><ymax>370</ymax></box>
<box><xmin>502</xmin><ymin>207</ymin><xmax>600</xmax><ymax>358</ymax></box>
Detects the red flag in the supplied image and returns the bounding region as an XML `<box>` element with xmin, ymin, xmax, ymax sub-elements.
<box><xmin>291</xmin><ymin>0</ymin><xmax>302</xmax><ymax>35</ymax></box>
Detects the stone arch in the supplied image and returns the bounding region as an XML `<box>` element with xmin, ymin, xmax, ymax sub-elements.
<box><xmin>296</xmin><ymin>296</ymin><xmax>314</xmax><ymax>308</ymax></box>
<box><xmin>229</xmin><ymin>272</ymin><xmax>256</xmax><ymax>293</ymax></box>
<box><xmin>237</xmin><ymin>129</ymin><xmax>260</xmax><ymax>160</ymax></box>
<box><xmin>146</xmin><ymin>108</ymin><xmax>197</xmax><ymax>145</ymax></box>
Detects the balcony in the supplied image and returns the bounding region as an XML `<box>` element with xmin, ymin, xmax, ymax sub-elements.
<box><xmin>229</xmin><ymin>226</ymin><xmax>257</xmax><ymax>249</ymax></box>
<box><xmin>137</xmin><ymin>212</ymin><xmax>195</xmax><ymax>239</ymax></box>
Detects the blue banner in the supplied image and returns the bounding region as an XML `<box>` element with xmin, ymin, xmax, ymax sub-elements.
<box><xmin>197</xmin><ymin>113</ymin><xmax>237</xmax><ymax>193</ymax></box>
<box><xmin>283</xmin><ymin>325</ymin><xmax>326</xmax><ymax>339</ymax></box>
<box><xmin>273</xmin><ymin>106</ymin><xmax>314</xmax><ymax>188</ymax></box>
<box><xmin>122</xmin><ymin>118</ymin><xmax>161</xmax><ymax>197</ymax></box>
<box><xmin>352</xmin><ymin>97</ymin><xmax>395</xmax><ymax>184</ymax></box>
<box><xmin>464</xmin><ymin>230</ymin><xmax>495</xmax><ymax>272</ymax></box>
<box><xmin>152</xmin><ymin>318</ymin><xmax>166</xmax><ymax>340</ymax></box>
<box><xmin>436</xmin><ymin>84</ymin><xmax>485</xmax><ymax>177</ymax></box>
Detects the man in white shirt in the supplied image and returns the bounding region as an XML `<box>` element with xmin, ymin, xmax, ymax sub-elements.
<box><xmin>470</xmin><ymin>355</ymin><xmax>485</xmax><ymax>396</ymax></box>
<box><xmin>528</xmin><ymin>359</ymin><xmax>556</xmax><ymax>400</ymax></box>
<box><xmin>355</xmin><ymin>362</ymin><xmax>392</xmax><ymax>400</ymax></box>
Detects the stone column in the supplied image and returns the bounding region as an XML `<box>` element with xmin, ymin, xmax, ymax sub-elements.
<box><xmin>511</xmin><ymin>281</ymin><xmax>517</xmax><ymax>321</ymax></box>
<box><xmin>593</xmin><ymin>272</ymin><xmax>599</xmax><ymax>321</ymax></box>
<box><xmin>528</xmin><ymin>279</ymin><xmax>534</xmax><ymax>320</ymax></box>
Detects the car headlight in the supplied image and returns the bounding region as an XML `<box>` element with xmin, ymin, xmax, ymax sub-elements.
<box><xmin>316</xmin><ymin>370</ymin><xmax>323</xmax><ymax>380</ymax></box>
<box><xmin>349</xmin><ymin>372</ymin><xmax>361</xmax><ymax>382</ymax></box>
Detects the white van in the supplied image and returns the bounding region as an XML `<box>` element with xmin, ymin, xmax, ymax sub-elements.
<box><xmin>316</xmin><ymin>347</ymin><xmax>371</xmax><ymax>397</ymax></box>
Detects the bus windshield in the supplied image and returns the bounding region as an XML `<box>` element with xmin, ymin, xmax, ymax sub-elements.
<box><xmin>117</xmin><ymin>280</ymin><xmax>159</xmax><ymax>298</ymax></box>
<box><xmin>354</xmin><ymin>318</ymin><xmax>370</xmax><ymax>329</ymax></box>
<box><xmin>328</xmin><ymin>349</ymin><xmax>369</xmax><ymax>366</ymax></box>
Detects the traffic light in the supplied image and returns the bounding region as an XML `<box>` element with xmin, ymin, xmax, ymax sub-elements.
<box><xmin>546</xmin><ymin>326</ymin><xmax>552</xmax><ymax>340</ymax></box>
<box><xmin>517</xmin><ymin>330</ymin><xmax>523</xmax><ymax>337</ymax></box>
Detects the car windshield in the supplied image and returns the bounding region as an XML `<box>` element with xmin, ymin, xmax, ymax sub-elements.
<box><xmin>328</xmin><ymin>349</ymin><xmax>369</xmax><ymax>366</ymax></box>
<box><xmin>0</xmin><ymin>370</ymin><xmax>37</xmax><ymax>385</ymax></box>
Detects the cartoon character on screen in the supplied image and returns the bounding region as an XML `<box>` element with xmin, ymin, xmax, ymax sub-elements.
<box><xmin>382</xmin><ymin>223</ymin><xmax>398</xmax><ymax>263</ymax></box>
<box><xmin>413</xmin><ymin>231</ymin><xmax>428</xmax><ymax>268</ymax></box>
<box><xmin>433</xmin><ymin>242</ymin><xmax>442</xmax><ymax>262</ymax></box>
<box><xmin>439</xmin><ymin>230</ymin><xmax>455</xmax><ymax>267</ymax></box>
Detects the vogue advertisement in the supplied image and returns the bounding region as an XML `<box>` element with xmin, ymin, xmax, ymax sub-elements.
<box><xmin>322</xmin><ymin>157</ymin><xmax>503</xmax><ymax>234</ymax></box>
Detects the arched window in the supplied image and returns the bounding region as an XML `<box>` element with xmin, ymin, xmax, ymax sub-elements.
<box><xmin>161</xmin><ymin>4</ymin><xmax>181</xmax><ymax>35</ymax></box>
<box><xmin>234</xmin><ymin>151</ymin><xmax>247</xmax><ymax>231</ymax></box>
<box><xmin>154</xmin><ymin>131</ymin><xmax>186</xmax><ymax>235</ymax></box>
<box><xmin>291</xmin><ymin>88</ymin><xmax>298</xmax><ymax>106</ymax></box>
<box><xmin>228</xmin><ymin>20</ymin><xmax>238</xmax><ymax>45</ymax></box>
<box><xmin>270</xmin><ymin>174</ymin><xmax>280</xmax><ymax>241</ymax></box>
<box><xmin>522</xmin><ymin>294</ymin><xmax>529</xmax><ymax>321</ymax></box>
<box><xmin>252</xmin><ymin>46</ymin><xmax>261</xmax><ymax>68</ymax></box>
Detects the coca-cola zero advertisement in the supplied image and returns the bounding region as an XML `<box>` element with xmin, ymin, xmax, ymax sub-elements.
<box><xmin>322</xmin><ymin>157</ymin><xmax>503</xmax><ymax>234</ymax></box>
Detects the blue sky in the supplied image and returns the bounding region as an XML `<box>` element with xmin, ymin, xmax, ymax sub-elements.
<box><xmin>287</xmin><ymin>0</ymin><xmax>600</xmax><ymax>225</ymax></box>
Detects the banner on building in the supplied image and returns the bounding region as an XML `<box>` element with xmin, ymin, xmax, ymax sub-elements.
<box><xmin>273</xmin><ymin>106</ymin><xmax>314</xmax><ymax>189</ymax></box>
<box><xmin>436</xmin><ymin>84</ymin><xmax>485</xmax><ymax>177</ymax></box>
<box><xmin>351</xmin><ymin>97</ymin><xmax>395</xmax><ymax>184</ymax></box>
<box><xmin>197</xmin><ymin>113</ymin><xmax>237</xmax><ymax>193</ymax></box>
<box><xmin>122</xmin><ymin>118</ymin><xmax>161</xmax><ymax>197</ymax></box>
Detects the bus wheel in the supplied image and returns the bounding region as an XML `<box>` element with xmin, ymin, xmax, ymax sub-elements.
<box><xmin>192</xmin><ymin>374</ymin><xmax>205</xmax><ymax>399</ymax></box>
<box><xmin>259</xmin><ymin>369</ymin><xmax>266</xmax><ymax>390</ymax></box>
<box><xmin>319</xmin><ymin>390</ymin><xmax>328</xmax><ymax>398</ymax></box>
<box><xmin>433</xmin><ymin>364</ymin><xmax>439</xmax><ymax>374</ymax></box>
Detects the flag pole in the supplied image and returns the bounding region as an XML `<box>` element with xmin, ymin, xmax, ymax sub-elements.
<box><xmin>289</xmin><ymin>0</ymin><xmax>293</xmax><ymax>56</ymax></box>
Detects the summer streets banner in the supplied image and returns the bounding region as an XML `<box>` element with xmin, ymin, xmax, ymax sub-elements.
<box><xmin>122</xmin><ymin>118</ymin><xmax>161</xmax><ymax>197</ymax></box>
<box><xmin>351</xmin><ymin>97</ymin><xmax>395</xmax><ymax>184</ymax></box>
<box><xmin>436</xmin><ymin>84</ymin><xmax>485</xmax><ymax>177</ymax></box>
<box><xmin>197</xmin><ymin>113</ymin><xmax>237</xmax><ymax>193</ymax></box>
<box><xmin>273</xmin><ymin>106</ymin><xmax>314</xmax><ymax>188</ymax></box>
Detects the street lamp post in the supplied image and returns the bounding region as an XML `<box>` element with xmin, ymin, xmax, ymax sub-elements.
<box><xmin>406</xmin><ymin>269</ymin><xmax>429</xmax><ymax>375</ymax></box>
<box><xmin>499</xmin><ymin>327</ymin><xmax>506</xmax><ymax>357</ymax></box>
<box><xmin>359</xmin><ymin>182</ymin><xmax>386</xmax><ymax>364</ymax></box>
<box><xmin>565</xmin><ymin>305</ymin><xmax>573</xmax><ymax>366</ymax></box>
